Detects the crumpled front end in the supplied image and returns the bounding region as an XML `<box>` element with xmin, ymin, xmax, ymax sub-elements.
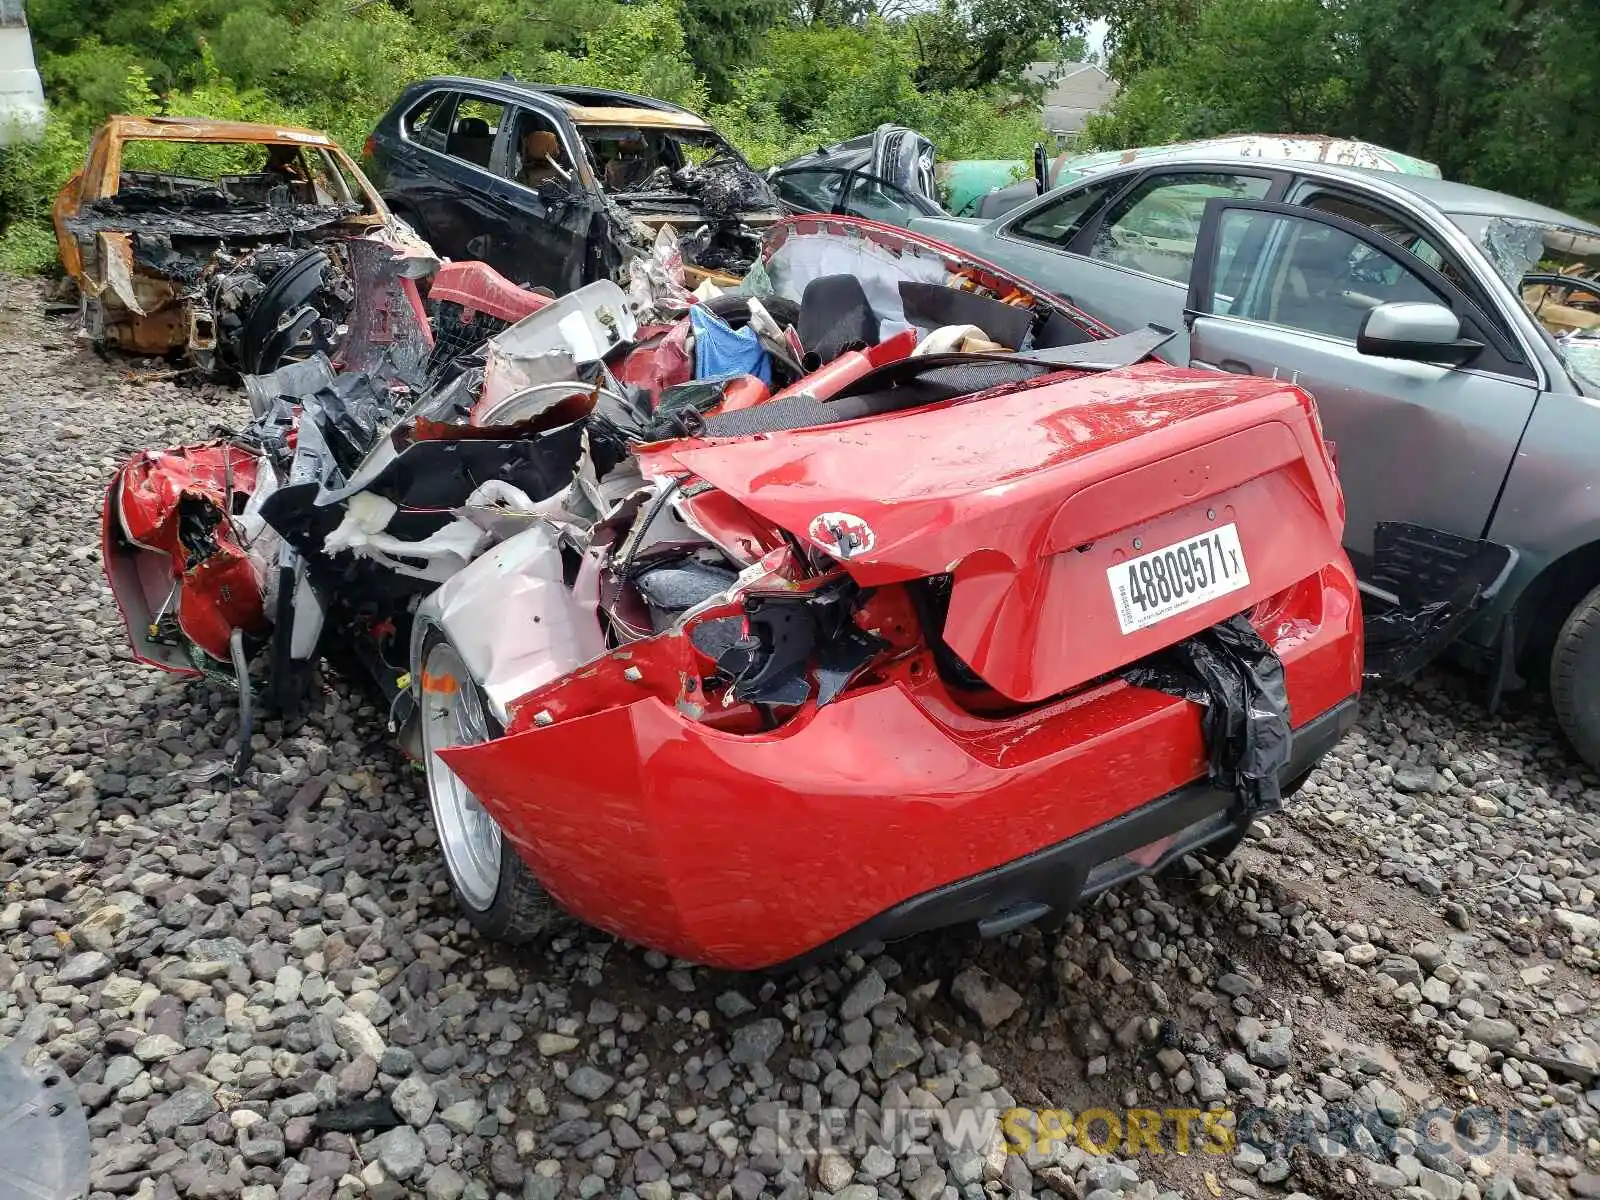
<box><xmin>102</xmin><ymin>443</ymin><xmax>276</xmax><ymax>676</ymax></box>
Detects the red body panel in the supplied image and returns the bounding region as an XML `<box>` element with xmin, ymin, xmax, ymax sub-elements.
<box><xmin>759</xmin><ymin>328</ymin><xmax>920</xmax><ymax>405</ymax></box>
<box><xmin>614</xmin><ymin>322</ymin><xmax>693</xmax><ymax>400</ymax></box>
<box><xmin>428</xmin><ymin>260</ymin><xmax>553</xmax><ymax>325</ymax></box>
<box><xmin>442</xmin><ymin>562</ymin><xmax>1359</xmax><ymax>969</ymax></box>
<box><xmin>103</xmin><ymin>445</ymin><xmax>267</xmax><ymax>666</ymax></box>
<box><xmin>670</xmin><ymin>364</ymin><xmax>1343</xmax><ymax>701</ymax></box>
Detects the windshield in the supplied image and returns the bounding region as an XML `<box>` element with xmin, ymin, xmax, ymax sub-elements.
<box><xmin>1449</xmin><ymin>211</ymin><xmax>1600</xmax><ymax>391</ymax></box>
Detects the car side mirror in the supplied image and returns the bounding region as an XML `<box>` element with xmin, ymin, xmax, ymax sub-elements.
<box><xmin>1356</xmin><ymin>302</ymin><xmax>1483</xmax><ymax>366</ymax></box>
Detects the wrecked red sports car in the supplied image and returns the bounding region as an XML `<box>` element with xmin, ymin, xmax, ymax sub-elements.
<box><xmin>103</xmin><ymin>217</ymin><xmax>1361</xmax><ymax>969</ymax></box>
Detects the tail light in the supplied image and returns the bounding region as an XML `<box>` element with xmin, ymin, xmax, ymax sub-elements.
<box><xmin>362</xmin><ymin>134</ymin><xmax>376</xmax><ymax>160</ymax></box>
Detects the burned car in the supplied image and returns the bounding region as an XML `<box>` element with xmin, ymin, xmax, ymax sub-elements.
<box><xmin>363</xmin><ymin>78</ymin><xmax>780</xmax><ymax>293</ymax></box>
<box><xmin>103</xmin><ymin>216</ymin><xmax>1362</xmax><ymax>968</ymax></box>
<box><xmin>53</xmin><ymin>115</ymin><xmax>437</xmax><ymax>378</ymax></box>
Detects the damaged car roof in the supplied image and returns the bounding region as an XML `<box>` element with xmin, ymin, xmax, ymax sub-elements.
<box><xmin>86</xmin><ymin>114</ymin><xmax>342</xmax><ymax>149</ymax></box>
<box><xmin>404</xmin><ymin>76</ymin><xmax>706</xmax><ymax>122</ymax></box>
<box><xmin>567</xmin><ymin>107</ymin><xmax>713</xmax><ymax>130</ymax></box>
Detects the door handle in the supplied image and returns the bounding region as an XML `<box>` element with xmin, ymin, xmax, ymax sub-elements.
<box><xmin>1190</xmin><ymin>358</ymin><xmax>1255</xmax><ymax>375</ymax></box>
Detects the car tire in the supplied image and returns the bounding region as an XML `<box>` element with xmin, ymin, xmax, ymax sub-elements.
<box><xmin>416</xmin><ymin>628</ymin><xmax>557</xmax><ymax>943</ymax></box>
<box><xmin>1551</xmin><ymin>582</ymin><xmax>1600</xmax><ymax>770</ymax></box>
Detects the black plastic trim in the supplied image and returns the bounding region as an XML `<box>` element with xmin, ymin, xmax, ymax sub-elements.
<box><xmin>777</xmin><ymin>696</ymin><xmax>1359</xmax><ymax>970</ymax></box>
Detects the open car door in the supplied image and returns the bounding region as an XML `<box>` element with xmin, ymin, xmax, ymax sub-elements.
<box><xmin>1182</xmin><ymin>197</ymin><xmax>1530</xmax><ymax>680</ymax></box>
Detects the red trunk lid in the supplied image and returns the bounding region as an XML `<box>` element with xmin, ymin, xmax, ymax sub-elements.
<box><xmin>672</xmin><ymin>361</ymin><xmax>1345</xmax><ymax>703</ymax></box>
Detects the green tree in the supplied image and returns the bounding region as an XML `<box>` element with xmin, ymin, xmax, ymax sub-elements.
<box><xmin>1082</xmin><ymin>0</ymin><xmax>1600</xmax><ymax>219</ymax></box>
<box><xmin>909</xmin><ymin>0</ymin><xmax>1089</xmax><ymax>91</ymax></box>
<box><xmin>681</xmin><ymin>0</ymin><xmax>788</xmax><ymax>101</ymax></box>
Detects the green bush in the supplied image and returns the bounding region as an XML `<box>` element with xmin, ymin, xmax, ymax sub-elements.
<box><xmin>0</xmin><ymin>219</ymin><xmax>59</xmax><ymax>273</ymax></box>
<box><xmin>0</xmin><ymin>114</ymin><xmax>89</xmax><ymax>226</ymax></box>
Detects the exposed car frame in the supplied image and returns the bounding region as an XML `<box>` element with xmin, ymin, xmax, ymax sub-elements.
<box><xmin>53</xmin><ymin>115</ymin><xmax>436</xmax><ymax>377</ymax></box>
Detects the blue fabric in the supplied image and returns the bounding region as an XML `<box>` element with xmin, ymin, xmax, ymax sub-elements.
<box><xmin>690</xmin><ymin>303</ymin><xmax>771</xmax><ymax>385</ymax></box>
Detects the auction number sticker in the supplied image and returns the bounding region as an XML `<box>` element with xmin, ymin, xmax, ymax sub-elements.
<box><xmin>1108</xmin><ymin>523</ymin><xmax>1249</xmax><ymax>634</ymax></box>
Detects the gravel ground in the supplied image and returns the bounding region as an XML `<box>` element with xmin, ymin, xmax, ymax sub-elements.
<box><xmin>4</xmin><ymin>276</ymin><xmax>1600</xmax><ymax>1200</ymax></box>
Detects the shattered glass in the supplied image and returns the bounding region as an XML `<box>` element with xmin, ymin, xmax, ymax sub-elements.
<box><xmin>1479</xmin><ymin>217</ymin><xmax>1548</xmax><ymax>289</ymax></box>
<box><xmin>1558</xmin><ymin>330</ymin><xmax>1600</xmax><ymax>391</ymax></box>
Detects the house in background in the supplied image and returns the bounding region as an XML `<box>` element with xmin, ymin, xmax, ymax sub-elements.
<box><xmin>1023</xmin><ymin>61</ymin><xmax>1119</xmax><ymax>147</ymax></box>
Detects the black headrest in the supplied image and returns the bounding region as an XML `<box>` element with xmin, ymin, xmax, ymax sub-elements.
<box><xmin>797</xmin><ymin>275</ymin><xmax>878</xmax><ymax>365</ymax></box>
<box><xmin>1292</xmin><ymin>233</ymin><xmax>1350</xmax><ymax>272</ymax></box>
<box><xmin>454</xmin><ymin>117</ymin><xmax>491</xmax><ymax>138</ymax></box>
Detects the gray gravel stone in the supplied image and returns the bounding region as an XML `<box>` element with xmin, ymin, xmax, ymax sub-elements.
<box><xmin>392</xmin><ymin>1075</ymin><xmax>437</xmax><ymax>1126</ymax></box>
<box><xmin>147</xmin><ymin>1088</ymin><xmax>218</xmax><ymax>1137</ymax></box>
<box><xmin>728</xmin><ymin>1017</ymin><xmax>785</xmax><ymax>1066</ymax></box>
<box><xmin>5</xmin><ymin>279</ymin><xmax>1596</xmax><ymax>1200</ymax></box>
<box><xmin>950</xmin><ymin>966</ymin><xmax>1023</xmax><ymax>1028</ymax></box>
<box><xmin>373</xmin><ymin>1125</ymin><xmax>427</xmax><ymax>1181</ymax></box>
<box><xmin>565</xmin><ymin>1066</ymin><xmax>616</xmax><ymax>1101</ymax></box>
<box><xmin>1466</xmin><ymin>1016</ymin><xmax>1520</xmax><ymax>1051</ymax></box>
<box><xmin>840</xmin><ymin>969</ymin><xmax>887</xmax><ymax>1021</ymax></box>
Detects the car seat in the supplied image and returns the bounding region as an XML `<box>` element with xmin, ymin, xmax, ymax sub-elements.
<box><xmin>520</xmin><ymin>130</ymin><xmax>565</xmax><ymax>188</ymax></box>
<box><xmin>604</xmin><ymin>135</ymin><xmax>654</xmax><ymax>190</ymax></box>
<box><xmin>1278</xmin><ymin>233</ymin><xmax>1361</xmax><ymax>338</ymax></box>
<box><xmin>448</xmin><ymin>117</ymin><xmax>494</xmax><ymax>168</ymax></box>
<box><xmin>797</xmin><ymin>275</ymin><xmax>879</xmax><ymax>365</ymax></box>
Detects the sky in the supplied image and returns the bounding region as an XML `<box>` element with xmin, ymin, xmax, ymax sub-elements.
<box><xmin>1085</xmin><ymin>16</ymin><xmax>1108</xmax><ymax>58</ymax></box>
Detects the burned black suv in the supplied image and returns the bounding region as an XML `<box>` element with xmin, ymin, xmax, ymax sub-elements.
<box><xmin>364</xmin><ymin>76</ymin><xmax>781</xmax><ymax>291</ymax></box>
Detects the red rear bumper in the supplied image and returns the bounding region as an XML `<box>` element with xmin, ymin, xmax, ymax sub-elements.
<box><xmin>440</xmin><ymin>560</ymin><xmax>1360</xmax><ymax>969</ymax></box>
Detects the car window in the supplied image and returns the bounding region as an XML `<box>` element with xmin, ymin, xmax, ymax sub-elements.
<box><xmin>506</xmin><ymin>108</ymin><xmax>572</xmax><ymax>192</ymax></box>
<box><xmin>1294</xmin><ymin>188</ymin><xmax>1526</xmax><ymax>344</ymax></box>
<box><xmin>842</xmin><ymin>174</ymin><xmax>923</xmax><ymax>224</ymax></box>
<box><xmin>775</xmin><ymin>169</ymin><xmax>845</xmax><ymax>212</ymax></box>
<box><xmin>1010</xmin><ymin>179</ymin><xmax>1117</xmax><ymax>248</ymax></box>
<box><xmin>1303</xmin><ymin>192</ymin><xmax>1453</xmax><ymax>272</ymax></box>
<box><xmin>1218</xmin><ymin>208</ymin><xmax>1446</xmax><ymax>340</ymax></box>
<box><xmin>1088</xmin><ymin>172</ymin><xmax>1273</xmax><ymax>284</ymax></box>
<box><xmin>443</xmin><ymin>97</ymin><xmax>506</xmax><ymax>171</ymax></box>
<box><xmin>405</xmin><ymin>92</ymin><xmax>454</xmax><ymax>153</ymax></box>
